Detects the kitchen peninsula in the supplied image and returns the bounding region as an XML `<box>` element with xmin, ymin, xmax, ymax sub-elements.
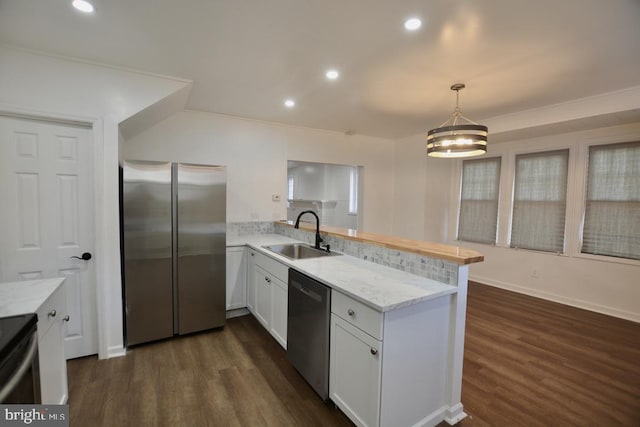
<box><xmin>227</xmin><ymin>221</ymin><xmax>483</xmax><ymax>427</ymax></box>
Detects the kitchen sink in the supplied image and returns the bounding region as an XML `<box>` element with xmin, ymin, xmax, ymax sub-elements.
<box><xmin>262</xmin><ymin>243</ymin><xmax>342</xmax><ymax>260</ymax></box>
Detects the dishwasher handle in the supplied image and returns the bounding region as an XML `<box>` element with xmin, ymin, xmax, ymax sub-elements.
<box><xmin>290</xmin><ymin>280</ymin><xmax>323</xmax><ymax>303</ymax></box>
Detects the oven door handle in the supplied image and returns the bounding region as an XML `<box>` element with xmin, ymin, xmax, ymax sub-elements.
<box><xmin>0</xmin><ymin>332</ymin><xmax>38</xmax><ymax>403</ymax></box>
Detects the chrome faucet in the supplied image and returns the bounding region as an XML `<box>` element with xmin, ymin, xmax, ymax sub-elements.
<box><xmin>294</xmin><ymin>210</ymin><xmax>323</xmax><ymax>250</ymax></box>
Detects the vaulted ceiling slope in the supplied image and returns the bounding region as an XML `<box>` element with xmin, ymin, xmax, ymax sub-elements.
<box><xmin>1</xmin><ymin>0</ymin><xmax>640</xmax><ymax>139</ymax></box>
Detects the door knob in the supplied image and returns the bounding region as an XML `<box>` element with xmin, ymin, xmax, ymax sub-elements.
<box><xmin>71</xmin><ymin>252</ymin><xmax>92</xmax><ymax>261</ymax></box>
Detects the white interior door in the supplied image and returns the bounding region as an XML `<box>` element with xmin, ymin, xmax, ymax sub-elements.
<box><xmin>0</xmin><ymin>115</ymin><xmax>98</xmax><ymax>359</ymax></box>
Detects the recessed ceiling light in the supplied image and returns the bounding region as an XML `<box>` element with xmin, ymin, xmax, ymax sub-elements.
<box><xmin>72</xmin><ymin>0</ymin><xmax>95</xmax><ymax>13</ymax></box>
<box><xmin>284</xmin><ymin>99</ymin><xmax>295</xmax><ymax>108</ymax></box>
<box><xmin>326</xmin><ymin>69</ymin><xmax>339</xmax><ymax>80</ymax></box>
<box><xmin>404</xmin><ymin>18</ymin><xmax>422</xmax><ymax>31</ymax></box>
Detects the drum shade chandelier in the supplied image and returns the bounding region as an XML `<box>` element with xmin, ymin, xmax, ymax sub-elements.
<box><xmin>427</xmin><ymin>83</ymin><xmax>488</xmax><ymax>158</ymax></box>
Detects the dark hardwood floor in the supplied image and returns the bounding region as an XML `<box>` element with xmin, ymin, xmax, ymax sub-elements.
<box><xmin>68</xmin><ymin>282</ymin><xmax>640</xmax><ymax>426</ymax></box>
<box><xmin>67</xmin><ymin>314</ymin><xmax>352</xmax><ymax>427</ymax></box>
<box><xmin>455</xmin><ymin>282</ymin><xmax>640</xmax><ymax>427</ymax></box>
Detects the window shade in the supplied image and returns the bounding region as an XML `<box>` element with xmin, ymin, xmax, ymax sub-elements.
<box><xmin>582</xmin><ymin>141</ymin><xmax>640</xmax><ymax>260</ymax></box>
<box><xmin>458</xmin><ymin>157</ymin><xmax>501</xmax><ymax>244</ymax></box>
<box><xmin>510</xmin><ymin>150</ymin><xmax>569</xmax><ymax>253</ymax></box>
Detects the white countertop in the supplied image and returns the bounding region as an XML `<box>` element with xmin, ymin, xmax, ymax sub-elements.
<box><xmin>0</xmin><ymin>278</ymin><xmax>65</xmax><ymax>318</ymax></box>
<box><xmin>231</xmin><ymin>234</ymin><xmax>457</xmax><ymax>312</ymax></box>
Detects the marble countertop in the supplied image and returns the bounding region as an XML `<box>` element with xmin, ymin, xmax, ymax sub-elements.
<box><xmin>0</xmin><ymin>278</ymin><xmax>65</xmax><ymax>318</ymax></box>
<box><xmin>229</xmin><ymin>234</ymin><xmax>457</xmax><ymax>312</ymax></box>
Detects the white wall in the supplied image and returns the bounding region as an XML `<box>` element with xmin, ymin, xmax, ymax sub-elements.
<box><xmin>392</xmin><ymin>134</ymin><xmax>452</xmax><ymax>242</ymax></box>
<box><xmin>393</xmin><ymin>122</ymin><xmax>640</xmax><ymax>322</ymax></box>
<box><xmin>123</xmin><ymin>110</ymin><xmax>395</xmax><ymax>233</ymax></box>
<box><xmin>0</xmin><ymin>46</ymin><xmax>192</xmax><ymax>358</ymax></box>
<box><xmin>0</xmin><ymin>46</ymin><xmax>190</xmax><ymax>123</ymax></box>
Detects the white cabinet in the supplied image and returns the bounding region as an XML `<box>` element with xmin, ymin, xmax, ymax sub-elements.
<box><xmin>330</xmin><ymin>290</ymin><xmax>452</xmax><ymax>427</ymax></box>
<box><xmin>254</xmin><ymin>265</ymin><xmax>271</xmax><ymax>329</ymax></box>
<box><xmin>246</xmin><ymin>249</ymin><xmax>257</xmax><ymax>313</ymax></box>
<box><xmin>226</xmin><ymin>247</ymin><xmax>247</xmax><ymax>310</ymax></box>
<box><xmin>36</xmin><ymin>282</ymin><xmax>69</xmax><ymax>404</ymax></box>
<box><xmin>330</xmin><ymin>314</ymin><xmax>382</xmax><ymax>427</ymax></box>
<box><xmin>246</xmin><ymin>249</ymin><xmax>288</xmax><ymax>349</ymax></box>
<box><xmin>269</xmin><ymin>275</ymin><xmax>287</xmax><ymax>348</ymax></box>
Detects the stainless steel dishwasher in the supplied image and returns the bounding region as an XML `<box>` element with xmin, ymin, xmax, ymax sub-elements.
<box><xmin>287</xmin><ymin>268</ymin><xmax>331</xmax><ymax>400</ymax></box>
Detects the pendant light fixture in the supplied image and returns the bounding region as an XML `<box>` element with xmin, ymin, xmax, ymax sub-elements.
<box><xmin>427</xmin><ymin>83</ymin><xmax>487</xmax><ymax>158</ymax></box>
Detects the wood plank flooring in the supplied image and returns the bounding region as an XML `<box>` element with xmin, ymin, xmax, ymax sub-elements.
<box><xmin>454</xmin><ymin>282</ymin><xmax>640</xmax><ymax>427</ymax></box>
<box><xmin>67</xmin><ymin>314</ymin><xmax>352</xmax><ymax>427</ymax></box>
<box><xmin>68</xmin><ymin>282</ymin><xmax>640</xmax><ymax>426</ymax></box>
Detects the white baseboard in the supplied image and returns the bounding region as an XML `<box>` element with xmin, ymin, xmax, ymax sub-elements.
<box><xmin>106</xmin><ymin>345</ymin><xmax>126</xmax><ymax>359</ymax></box>
<box><xmin>411</xmin><ymin>406</ymin><xmax>450</xmax><ymax>427</ymax></box>
<box><xmin>443</xmin><ymin>403</ymin><xmax>467</xmax><ymax>425</ymax></box>
<box><xmin>470</xmin><ymin>274</ymin><xmax>640</xmax><ymax>323</ymax></box>
<box><xmin>226</xmin><ymin>307</ymin><xmax>250</xmax><ymax>319</ymax></box>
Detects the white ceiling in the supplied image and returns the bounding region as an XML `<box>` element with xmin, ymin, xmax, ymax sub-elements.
<box><xmin>1</xmin><ymin>0</ymin><xmax>640</xmax><ymax>139</ymax></box>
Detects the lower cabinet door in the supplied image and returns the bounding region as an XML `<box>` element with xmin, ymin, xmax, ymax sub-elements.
<box><xmin>226</xmin><ymin>247</ymin><xmax>247</xmax><ymax>310</ymax></box>
<box><xmin>254</xmin><ymin>265</ymin><xmax>271</xmax><ymax>328</ymax></box>
<box><xmin>269</xmin><ymin>277</ymin><xmax>287</xmax><ymax>349</ymax></box>
<box><xmin>330</xmin><ymin>314</ymin><xmax>382</xmax><ymax>427</ymax></box>
<box><xmin>39</xmin><ymin>320</ymin><xmax>68</xmax><ymax>404</ymax></box>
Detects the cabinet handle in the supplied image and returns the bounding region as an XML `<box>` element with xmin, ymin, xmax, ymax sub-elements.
<box><xmin>370</xmin><ymin>348</ymin><xmax>378</xmax><ymax>355</ymax></box>
<box><xmin>48</xmin><ymin>309</ymin><xmax>57</xmax><ymax>318</ymax></box>
<box><xmin>347</xmin><ymin>309</ymin><xmax>355</xmax><ymax>316</ymax></box>
<box><xmin>265</xmin><ymin>277</ymin><xmax>271</xmax><ymax>283</ymax></box>
<box><xmin>63</xmin><ymin>315</ymin><xmax>70</xmax><ymax>322</ymax></box>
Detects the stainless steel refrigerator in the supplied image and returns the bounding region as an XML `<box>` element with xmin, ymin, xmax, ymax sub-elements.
<box><xmin>121</xmin><ymin>160</ymin><xmax>226</xmax><ymax>346</ymax></box>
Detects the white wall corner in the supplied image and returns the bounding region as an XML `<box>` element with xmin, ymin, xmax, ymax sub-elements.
<box><xmin>119</xmin><ymin>81</ymin><xmax>193</xmax><ymax>141</ymax></box>
<box><xmin>97</xmin><ymin>115</ymin><xmax>125</xmax><ymax>359</ymax></box>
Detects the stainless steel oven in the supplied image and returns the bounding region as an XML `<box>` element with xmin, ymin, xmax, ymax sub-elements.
<box><xmin>0</xmin><ymin>314</ymin><xmax>41</xmax><ymax>404</ymax></box>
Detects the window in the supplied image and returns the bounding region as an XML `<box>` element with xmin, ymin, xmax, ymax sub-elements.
<box><xmin>348</xmin><ymin>167</ymin><xmax>358</xmax><ymax>215</ymax></box>
<box><xmin>287</xmin><ymin>175</ymin><xmax>294</xmax><ymax>200</ymax></box>
<box><xmin>582</xmin><ymin>141</ymin><xmax>640</xmax><ymax>260</ymax></box>
<box><xmin>458</xmin><ymin>157</ymin><xmax>501</xmax><ymax>244</ymax></box>
<box><xmin>510</xmin><ymin>150</ymin><xmax>569</xmax><ymax>253</ymax></box>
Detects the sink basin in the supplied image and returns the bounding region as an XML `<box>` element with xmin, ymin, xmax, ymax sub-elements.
<box><xmin>262</xmin><ymin>243</ymin><xmax>342</xmax><ymax>260</ymax></box>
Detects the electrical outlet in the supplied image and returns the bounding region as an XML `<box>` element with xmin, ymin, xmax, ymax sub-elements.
<box><xmin>272</xmin><ymin>194</ymin><xmax>281</xmax><ymax>202</ymax></box>
<box><xmin>531</xmin><ymin>268</ymin><xmax>539</xmax><ymax>278</ymax></box>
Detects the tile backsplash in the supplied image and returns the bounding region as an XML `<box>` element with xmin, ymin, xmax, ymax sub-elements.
<box><xmin>273</xmin><ymin>222</ymin><xmax>459</xmax><ymax>286</ymax></box>
<box><xmin>227</xmin><ymin>221</ymin><xmax>275</xmax><ymax>240</ymax></box>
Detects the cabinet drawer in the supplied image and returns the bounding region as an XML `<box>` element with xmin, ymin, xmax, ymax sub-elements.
<box><xmin>36</xmin><ymin>283</ymin><xmax>65</xmax><ymax>335</ymax></box>
<box><xmin>331</xmin><ymin>291</ymin><xmax>383</xmax><ymax>340</ymax></box>
<box><xmin>254</xmin><ymin>251</ymin><xmax>289</xmax><ymax>283</ymax></box>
